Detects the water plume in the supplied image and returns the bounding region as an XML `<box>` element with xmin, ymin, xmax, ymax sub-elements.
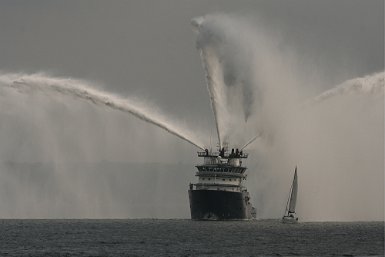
<box><xmin>192</xmin><ymin>15</ymin><xmax>258</xmax><ymax>147</ymax></box>
<box><xmin>0</xmin><ymin>72</ymin><xmax>205</xmax><ymax>150</ymax></box>
<box><xmin>310</xmin><ymin>72</ymin><xmax>384</xmax><ymax>105</ymax></box>
<box><xmin>191</xmin><ymin>14</ymin><xmax>294</xmax><ymax>148</ymax></box>
<box><xmin>241</xmin><ymin>135</ymin><xmax>261</xmax><ymax>151</ymax></box>
<box><xmin>195</xmin><ymin>14</ymin><xmax>384</xmax><ymax>221</ymax></box>
<box><xmin>197</xmin><ymin>47</ymin><xmax>224</xmax><ymax>148</ymax></box>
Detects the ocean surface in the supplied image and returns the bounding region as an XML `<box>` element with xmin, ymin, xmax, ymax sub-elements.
<box><xmin>0</xmin><ymin>219</ymin><xmax>383</xmax><ymax>257</ymax></box>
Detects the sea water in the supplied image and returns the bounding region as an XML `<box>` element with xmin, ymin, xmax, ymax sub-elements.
<box><xmin>0</xmin><ymin>219</ymin><xmax>383</xmax><ymax>256</ymax></box>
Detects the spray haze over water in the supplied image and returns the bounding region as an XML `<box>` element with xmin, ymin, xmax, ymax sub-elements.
<box><xmin>0</xmin><ymin>11</ymin><xmax>383</xmax><ymax>220</ymax></box>
<box><xmin>192</xmin><ymin>14</ymin><xmax>384</xmax><ymax>221</ymax></box>
<box><xmin>0</xmin><ymin>72</ymin><xmax>204</xmax><ymax>218</ymax></box>
<box><xmin>0</xmin><ymin>73</ymin><xmax>205</xmax><ymax>150</ymax></box>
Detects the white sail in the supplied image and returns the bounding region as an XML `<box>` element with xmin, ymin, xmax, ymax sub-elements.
<box><xmin>288</xmin><ymin>168</ymin><xmax>298</xmax><ymax>213</ymax></box>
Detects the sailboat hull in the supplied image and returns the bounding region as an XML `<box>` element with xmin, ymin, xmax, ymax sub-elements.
<box><xmin>282</xmin><ymin>215</ymin><xmax>298</xmax><ymax>224</ymax></box>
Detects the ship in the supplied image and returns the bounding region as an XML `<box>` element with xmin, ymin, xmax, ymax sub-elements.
<box><xmin>188</xmin><ymin>146</ymin><xmax>256</xmax><ymax>220</ymax></box>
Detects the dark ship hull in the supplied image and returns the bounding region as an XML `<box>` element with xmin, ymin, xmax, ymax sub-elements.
<box><xmin>189</xmin><ymin>189</ymin><xmax>254</xmax><ymax>220</ymax></box>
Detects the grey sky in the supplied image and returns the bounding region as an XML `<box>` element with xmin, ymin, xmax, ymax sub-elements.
<box><xmin>0</xmin><ymin>0</ymin><xmax>383</xmax><ymax>122</ymax></box>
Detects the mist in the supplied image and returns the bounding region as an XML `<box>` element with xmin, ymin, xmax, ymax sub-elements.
<box><xmin>249</xmin><ymin>76</ymin><xmax>383</xmax><ymax>221</ymax></box>
<box><xmin>192</xmin><ymin>14</ymin><xmax>384</xmax><ymax>221</ymax></box>
<box><xmin>0</xmin><ymin>74</ymin><xmax>201</xmax><ymax>218</ymax></box>
<box><xmin>0</xmin><ymin>5</ymin><xmax>383</xmax><ymax>221</ymax></box>
<box><xmin>0</xmin><ymin>72</ymin><xmax>205</xmax><ymax>150</ymax></box>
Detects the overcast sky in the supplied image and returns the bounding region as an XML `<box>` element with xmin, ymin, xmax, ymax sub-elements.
<box><xmin>0</xmin><ymin>0</ymin><xmax>383</xmax><ymax>123</ymax></box>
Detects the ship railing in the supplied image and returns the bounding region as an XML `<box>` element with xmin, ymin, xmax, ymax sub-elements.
<box><xmin>195</xmin><ymin>171</ymin><xmax>246</xmax><ymax>178</ymax></box>
<box><xmin>197</xmin><ymin>151</ymin><xmax>248</xmax><ymax>158</ymax></box>
<box><xmin>197</xmin><ymin>151</ymin><xmax>219</xmax><ymax>157</ymax></box>
<box><xmin>196</xmin><ymin>166</ymin><xmax>247</xmax><ymax>173</ymax></box>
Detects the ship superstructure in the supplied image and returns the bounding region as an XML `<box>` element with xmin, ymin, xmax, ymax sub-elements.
<box><xmin>188</xmin><ymin>146</ymin><xmax>256</xmax><ymax>220</ymax></box>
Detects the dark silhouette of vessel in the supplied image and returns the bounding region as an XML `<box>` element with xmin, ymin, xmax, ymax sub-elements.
<box><xmin>188</xmin><ymin>146</ymin><xmax>256</xmax><ymax>220</ymax></box>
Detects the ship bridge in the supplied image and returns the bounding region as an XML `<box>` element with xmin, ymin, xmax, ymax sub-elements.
<box><xmin>192</xmin><ymin>147</ymin><xmax>249</xmax><ymax>192</ymax></box>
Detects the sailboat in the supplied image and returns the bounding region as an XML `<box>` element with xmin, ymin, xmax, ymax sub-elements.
<box><xmin>282</xmin><ymin>166</ymin><xmax>299</xmax><ymax>223</ymax></box>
